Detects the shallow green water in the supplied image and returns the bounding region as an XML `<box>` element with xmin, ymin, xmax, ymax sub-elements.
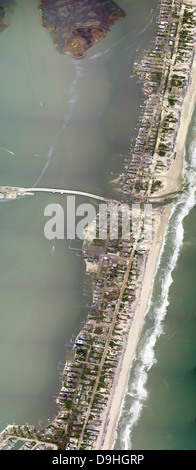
<box><xmin>0</xmin><ymin>0</ymin><xmax>158</xmax><ymax>431</ymax></box>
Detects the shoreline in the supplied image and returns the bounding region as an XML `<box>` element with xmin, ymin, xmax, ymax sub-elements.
<box><xmin>96</xmin><ymin>0</ymin><xmax>196</xmax><ymax>451</ymax></box>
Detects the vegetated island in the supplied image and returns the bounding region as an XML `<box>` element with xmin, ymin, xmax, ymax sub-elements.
<box><xmin>39</xmin><ymin>0</ymin><xmax>126</xmax><ymax>58</ymax></box>
<box><xmin>0</xmin><ymin>1</ymin><xmax>16</xmax><ymax>33</ymax></box>
<box><xmin>1</xmin><ymin>0</ymin><xmax>196</xmax><ymax>452</ymax></box>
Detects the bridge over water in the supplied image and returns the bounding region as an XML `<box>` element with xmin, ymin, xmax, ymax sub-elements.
<box><xmin>25</xmin><ymin>187</ymin><xmax>119</xmax><ymax>204</ymax></box>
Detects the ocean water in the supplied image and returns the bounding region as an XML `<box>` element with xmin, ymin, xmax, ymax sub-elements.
<box><xmin>0</xmin><ymin>0</ymin><xmax>158</xmax><ymax>432</ymax></box>
<box><xmin>114</xmin><ymin>109</ymin><xmax>196</xmax><ymax>450</ymax></box>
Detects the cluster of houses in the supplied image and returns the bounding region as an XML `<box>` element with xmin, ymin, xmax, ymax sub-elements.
<box><xmin>119</xmin><ymin>0</ymin><xmax>196</xmax><ymax>199</ymax></box>
<box><xmin>29</xmin><ymin>210</ymin><xmax>148</xmax><ymax>450</ymax></box>
<box><xmin>0</xmin><ymin>212</ymin><xmax>146</xmax><ymax>451</ymax></box>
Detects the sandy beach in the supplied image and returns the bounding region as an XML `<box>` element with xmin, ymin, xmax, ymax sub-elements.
<box><xmin>96</xmin><ymin>3</ymin><xmax>196</xmax><ymax>450</ymax></box>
